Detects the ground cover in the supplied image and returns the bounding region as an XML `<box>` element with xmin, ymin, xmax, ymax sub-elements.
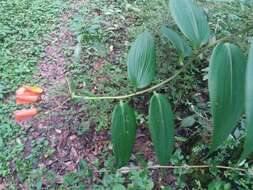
<box><xmin>1</xmin><ymin>0</ymin><xmax>253</xmax><ymax>189</ymax></box>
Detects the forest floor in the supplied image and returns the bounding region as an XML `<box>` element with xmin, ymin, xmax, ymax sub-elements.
<box><xmin>1</xmin><ymin>0</ymin><xmax>253</xmax><ymax>189</ymax></box>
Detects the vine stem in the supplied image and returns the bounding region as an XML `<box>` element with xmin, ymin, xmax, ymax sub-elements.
<box><xmin>118</xmin><ymin>164</ymin><xmax>253</xmax><ymax>174</ymax></box>
<box><xmin>69</xmin><ymin>23</ymin><xmax>253</xmax><ymax>101</ymax></box>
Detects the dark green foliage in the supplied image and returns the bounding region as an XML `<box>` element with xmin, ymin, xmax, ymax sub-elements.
<box><xmin>111</xmin><ymin>102</ymin><xmax>137</xmax><ymax>167</ymax></box>
<box><xmin>169</xmin><ymin>0</ymin><xmax>211</xmax><ymax>48</ymax></box>
<box><xmin>241</xmin><ymin>39</ymin><xmax>253</xmax><ymax>160</ymax></box>
<box><xmin>127</xmin><ymin>31</ymin><xmax>156</xmax><ymax>89</ymax></box>
<box><xmin>208</xmin><ymin>43</ymin><xmax>246</xmax><ymax>151</ymax></box>
<box><xmin>148</xmin><ymin>93</ymin><xmax>174</xmax><ymax>165</ymax></box>
<box><xmin>161</xmin><ymin>26</ymin><xmax>192</xmax><ymax>58</ymax></box>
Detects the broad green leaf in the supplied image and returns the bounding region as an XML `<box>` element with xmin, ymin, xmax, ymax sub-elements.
<box><xmin>241</xmin><ymin>39</ymin><xmax>253</xmax><ymax>160</ymax></box>
<box><xmin>161</xmin><ymin>26</ymin><xmax>192</xmax><ymax>58</ymax></box>
<box><xmin>127</xmin><ymin>31</ymin><xmax>156</xmax><ymax>88</ymax></box>
<box><xmin>111</xmin><ymin>101</ymin><xmax>137</xmax><ymax>167</ymax></box>
<box><xmin>209</xmin><ymin>43</ymin><xmax>246</xmax><ymax>151</ymax></box>
<box><xmin>169</xmin><ymin>0</ymin><xmax>211</xmax><ymax>48</ymax></box>
<box><xmin>148</xmin><ymin>93</ymin><xmax>174</xmax><ymax>165</ymax></box>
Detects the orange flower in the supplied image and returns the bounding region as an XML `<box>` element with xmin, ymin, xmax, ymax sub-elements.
<box><xmin>23</xmin><ymin>86</ymin><xmax>44</xmax><ymax>95</ymax></box>
<box><xmin>15</xmin><ymin>108</ymin><xmax>39</xmax><ymax>122</ymax></box>
<box><xmin>16</xmin><ymin>94</ymin><xmax>41</xmax><ymax>104</ymax></box>
<box><xmin>16</xmin><ymin>86</ymin><xmax>43</xmax><ymax>104</ymax></box>
<box><xmin>16</xmin><ymin>87</ymin><xmax>26</xmax><ymax>95</ymax></box>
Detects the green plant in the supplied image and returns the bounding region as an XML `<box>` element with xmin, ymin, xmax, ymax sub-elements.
<box><xmin>149</xmin><ymin>93</ymin><xmax>174</xmax><ymax>165</ymax></box>
<box><xmin>127</xmin><ymin>31</ymin><xmax>156</xmax><ymax>88</ymax></box>
<box><xmin>208</xmin><ymin>180</ymin><xmax>231</xmax><ymax>190</ymax></box>
<box><xmin>67</xmin><ymin>0</ymin><xmax>253</xmax><ymax>168</ymax></box>
<box><xmin>209</xmin><ymin>42</ymin><xmax>246</xmax><ymax>152</ymax></box>
<box><xmin>241</xmin><ymin>40</ymin><xmax>253</xmax><ymax>160</ymax></box>
<box><xmin>2</xmin><ymin>0</ymin><xmax>253</xmax><ymax>188</ymax></box>
<box><xmin>0</xmin><ymin>0</ymin><xmax>63</xmax><ymax>187</ymax></box>
<box><xmin>111</xmin><ymin>102</ymin><xmax>137</xmax><ymax>167</ymax></box>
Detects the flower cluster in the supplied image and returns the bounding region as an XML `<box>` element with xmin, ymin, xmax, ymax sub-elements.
<box><xmin>14</xmin><ymin>86</ymin><xmax>43</xmax><ymax>122</ymax></box>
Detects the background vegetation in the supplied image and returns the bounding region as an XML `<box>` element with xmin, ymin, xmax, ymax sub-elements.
<box><xmin>1</xmin><ymin>0</ymin><xmax>253</xmax><ymax>189</ymax></box>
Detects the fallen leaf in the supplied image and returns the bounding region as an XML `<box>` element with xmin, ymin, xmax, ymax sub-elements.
<box><xmin>70</xmin><ymin>147</ymin><xmax>79</xmax><ymax>162</ymax></box>
<box><xmin>65</xmin><ymin>161</ymin><xmax>76</xmax><ymax>171</ymax></box>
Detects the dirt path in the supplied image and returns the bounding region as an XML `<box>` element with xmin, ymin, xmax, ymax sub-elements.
<box><xmin>19</xmin><ymin>0</ymin><xmax>108</xmax><ymax>186</ymax></box>
<box><xmin>38</xmin><ymin>1</ymin><xmax>82</xmax><ymax>86</ymax></box>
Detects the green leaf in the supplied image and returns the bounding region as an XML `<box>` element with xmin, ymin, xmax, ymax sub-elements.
<box><xmin>148</xmin><ymin>93</ymin><xmax>174</xmax><ymax>165</ymax></box>
<box><xmin>169</xmin><ymin>0</ymin><xmax>211</xmax><ymax>48</ymax></box>
<box><xmin>209</xmin><ymin>43</ymin><xmax>246</xmax><ymax>151</ymax></box>
<box><xmin>161</xmin><ymin>26</ymin><xmax>192</xmax><ymax>58</ymax></box>
<box><xmin>112</xmin><ymin>184</ymin><xmax>127</xmax><ymax>190</ymax></box>
<box><xmin>180</xmin><ymin>115</ymin><xmax>195</xmax><ymax>128</ymax></box>
<box><xmin>241</xmin><ymin>39</ymin><xmax>253</xmax><ymax>160</ymax></box>
<box><xmin>111</xmin><ymin>102</ymin><xmax>137</xmax><ymax>167</ymax></box>
<box><xmin>127</xmin><ymin>31</ymin><xmax>156</xmax><ymax>88</ymax></box>
<box><xmin>92</xmin><ymin>42</ymin><xmax>108</xmax><ymax>57</ymax></box>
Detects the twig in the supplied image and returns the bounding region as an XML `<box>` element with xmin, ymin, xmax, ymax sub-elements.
<box><xmin>118</xmin><ymin>164</ymin><xmax>253</xmax><ymax>174</ymax></box>
<box><xmin>66</xmin><ymin>77</ymin><xmax>73</xmax><ymax>98</ymax></box>
<box><xmin>43</xmin><ymin>98</ymin><xmax>71</xmax><ymax>115</ymax></box>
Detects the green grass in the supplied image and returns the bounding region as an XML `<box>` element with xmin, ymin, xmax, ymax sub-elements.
<box><xmin>0</xmin><ymin>0</ymin><xmax>65</xmax><ymax>185</ymax></box>
<box><xmin>0</xmin><ymin>0</ymin><xmax>65</xmax><ymax>95</ymax></box>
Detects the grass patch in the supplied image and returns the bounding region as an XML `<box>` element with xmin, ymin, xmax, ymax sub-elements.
<box><xmin>0</xmin><ymin>0</ymin><xmax>65</xmax><ymax>185</ymax></box>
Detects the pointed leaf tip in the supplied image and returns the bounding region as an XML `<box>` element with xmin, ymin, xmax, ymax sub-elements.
<box><xmin>161</xmin><ymin>26</ymin><xmax>192</xmax><ymax>58</ymax></box>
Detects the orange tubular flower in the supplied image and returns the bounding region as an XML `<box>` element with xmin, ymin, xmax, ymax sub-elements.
<box><xmin>16</xmin><ymin>94</ymin><xmax>41</xmax><ymax>104</ymax></box>
<box><xmin>23</xmin><ymin>86</ymin><xmax>44</xmax><ymax>95</ymax></box>
<box><xmin>16</xmin><ymin>87</ymin><xmax>26</xmax><ymax>95</ymax></box>
<box><xmin>15</xmin><ymin>108</ymin><xmax>39</xmax><ymax>122</ymax></box>
<box><xmin>15</xmin><ymin>86</ymin><xmax>43</xmax><ymax>104</ymax></box>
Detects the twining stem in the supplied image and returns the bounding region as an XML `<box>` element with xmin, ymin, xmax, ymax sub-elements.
<box><xmin>118</xmin><ymin>164</ymin><xmax>253</xmax><ymax>174</ymax></box>
<box><xmin>69</xmin><ymin>23</ymin><xmax>253</xmax><ymax>101</ymax></box>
